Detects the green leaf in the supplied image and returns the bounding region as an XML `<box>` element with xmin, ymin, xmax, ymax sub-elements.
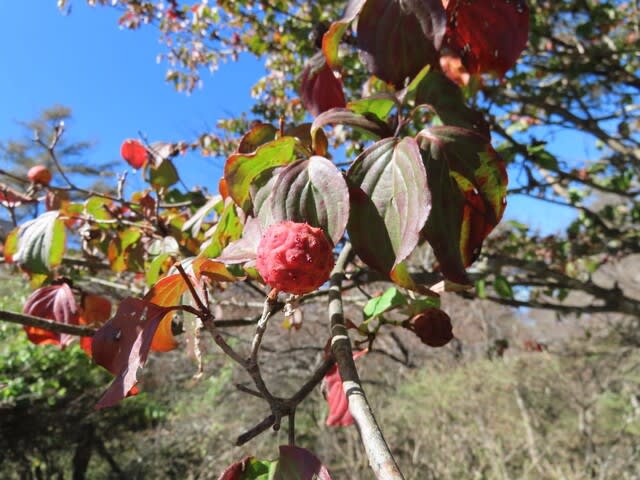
<box><xmin>397</xmin><ymin>64</ymin><xmax>431</xmax><ymax>104</ymax></box>
<box><xmin>347</xmin><ymin>93</ymin><xmax>398</xmax><ymax>122</ymax></box>
<box><xmin>494</xmin><ymin>275</ymin><xmax>513</xmax><ymax>299</ymax></box>
<box><xmin>363</xmin><ymin>287</ymin><xmax>408</xmax><ymax>319</ymax></box>
<box><xmin>347</xmin><ymin>137</ymin><xmax>431</xmax><ymax>283</ymax></box>
<box><xmin>107</xmin><ymin>228</ymin><xmax>142</xmax><ymax>272</ymax></box>
<box><xmin>200</xmin><ymin>200</ymin><xmax>243</xmax><ymax>258</ymax></box>
<box><xmin>149</xmin><ymin>158</ymin><xmax>179</xmax><ymax>188</ymax></box>
<box><xmin>10</xmin><ymin>211</ymin><xmax>66</xmax><ymax>274</ymax></box>
<box><xmin>84</xmin><ymin>196</ymin><xmax>113</xmax><ymax>228</ymax></box>
<box><xmin>411</xmin><ymin>70</ymin><xmax>489</xmax><ymax>136</ymax></box>
<box><xmin>224</xmin><ymin>137</ymin><xmax>297</xmax><ymax>212</ymax></box>
<box><xmin>270</xmin><ymin>156</ymin><xmax>349</xmax><ymax>245</ymax></box>
<box><xmin>146</xmin><ymin>253</ymin><xmax>171</xmax><ymax>286</ymax></box>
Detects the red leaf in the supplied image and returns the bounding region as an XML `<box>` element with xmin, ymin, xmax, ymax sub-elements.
<box><xmin>274</xmin><ymin>445</ymin><xmax>333</xmax><ymax>479</ymax></box>
<box><xmin>120</xmin><ymin>139</ymin><xmax>149</xmax><ymax>169</ymax></box>
<box><xmin>92</xmin><ymin>298</ymin><xmax>172</xmax><ymax>409</ymax></box>
<box><xmin>444</xmin><ymin>0</ymin><xmax>529</xmax><ymax>76</ymax></box>
<box><xmin>22</xmin><ymin>283</ymin><xmax>79</xmax><ymax>347</ymax></box>
<box><xmin>322</xmin><ymin>350</ymin><xmax>367</xmax><ymax>427</ymax></box>
<box><xmin>300</xmin><ymin>53</ymin><xmax>346</xmax><ymax>117</ymax></box>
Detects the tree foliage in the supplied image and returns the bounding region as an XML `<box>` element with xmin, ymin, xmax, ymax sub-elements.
<box><xmin>0</xmin><ymin>0</ymin><xmax>638</xmax><ymax>478</ymax></box>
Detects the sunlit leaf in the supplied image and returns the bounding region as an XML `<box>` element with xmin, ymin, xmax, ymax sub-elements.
<box><xmin>10</xmin><ymin>211</ymin><xmax>66</xmax><ymax>274</ymax></box>
<box><xmin>346</xmin><ymin>137</ymin><xmax>431</xmax><ymax>284</ymax></box>
<box><xmin>494</xmin><ymin>275</ymin><xmax>513</xmax><ymax>299</ymax></box>
<box><xmin>270</xmin><ymin>156</ymin><xmax>349</xmax><ymax>245</ymax></box>
<box><xmin>323</xmin><ymin>350</ymin><xmax>367</xmax><ymax>427</ymax></box>
<box><xmin>200</xmin><ymin>200</ymin><xmax>243</xmax><ymax>258</ymax></box>
<box><xmin>218</xmin><ymin>456</ymin><xmax>274</xmax><ymax>480</ymax></box>
<box><xmin>363</xmin><ymin>287</ymin><xmax>407</xmax><ymax>319</ymax></box>
<box><xmin>149</xmin><ymin>158</ymin><xmax>179</xmax><ymax>188</ymax></box>
<box><xmin>417</xmin><ymin>126</ymin><xmax>507</xmax><ymax>283</ymax></box>
<box><xmin>322</xmin><ymin>0</ymin><xmax>367</xmax><ymax>68</ymax></box>
<box><xmin>22</xmin><ymin>283</ymin><xmax>79</xmax><ymax>347</ymax></box>
<box><xmin>444</xmin><ymin>0</ymin><xmax>529</xmax><ymax>76</ymax></box>
<box><xmin>145</xmin><ymin>274</ymin><xmax>189</xmax><ymax>352</ymax></box>
<box><xmin>347</xmin><ymin>93</ymin><xmax>398</xmax><ymax>122</ymax></box>
<box><xmin>237</xmin><ymin>123</ymin><xmax>277</xmax><ymax>154</ymax></box>
<box><xmin>224</xmin><ymin>137</ymin><xmax>297</xmax><ymax>212</ymax></box>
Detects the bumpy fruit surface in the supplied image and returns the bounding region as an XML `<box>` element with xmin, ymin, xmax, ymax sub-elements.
<box><xmin>406</xmin><ymin>308</ymin><xmax>453</xmax><ymax>347</ymax></box>
<box><xmin>28</xmin><ymin>165</ymin><xmax>52</xmax><ymax>185</ymax></box>
<box><xmin>256</xmin><ymin>221</ymin><xmax>334</xmax><ymax>295</ymax></box>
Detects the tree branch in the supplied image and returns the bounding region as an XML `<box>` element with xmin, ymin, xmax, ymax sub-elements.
<box><xmin>0</xmin><ymin>310</ymin><xmax>97</xmax><ymax>336</ymax></box>
<box><xmin>329</xmin><ymin>244</ymin><xmax>405</xmax><ymax>480</ymax></box>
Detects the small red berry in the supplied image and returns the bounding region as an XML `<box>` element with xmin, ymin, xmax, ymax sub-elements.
<box><xmin>256</xmin><ymin>221</ymin><xmax>334</xmax><ymax>295</ymax></box>
<box><xmin>120</xmin><ymin>139</ymin><xmax>148</xmax><ymax>169</ymax></box>
<box><xmin>405</xmin><ymin>308</ymin><xmax>453</xmax><ymax>347</ymax></box>
<box><xmin>28</xmin><ymin>165</ymin><xmax>52</xmax><ymax>185</ymax></box>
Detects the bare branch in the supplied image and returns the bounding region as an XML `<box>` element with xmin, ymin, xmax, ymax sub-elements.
<box><xmin>0</xmin><ymin>310</ymin><xmax>97</xmax><ymax>336</ymax></box>
<box><xmin>329</xmin><ymin>244</ymin><xmax>405</xmax><ymax>480</ymax></box>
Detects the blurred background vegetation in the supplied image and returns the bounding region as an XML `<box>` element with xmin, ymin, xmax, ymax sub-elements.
<box><xmin>2</xmin><ymin>264</ymin><xmax>639</xmax><ymax>479</ymax></box>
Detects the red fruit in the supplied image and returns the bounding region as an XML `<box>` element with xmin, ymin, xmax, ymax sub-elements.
<box><xmin>405</xmin><ymin>308</ymin><xmax>453</xmax><ymax>347</ymax></box>
<box><xmin>120</xmin><ymin>139</ymin><xmax>148</xmax><ymax>169</ymax></box>
<box><xmin>256</xmin><ymin>221</ymin><xmax>334</xmax><ymax>295</ymax></box>
<box><xmin>28</xmin><ymin>165</ymin><xmax>52</xmax><ymax>185</ymax></box>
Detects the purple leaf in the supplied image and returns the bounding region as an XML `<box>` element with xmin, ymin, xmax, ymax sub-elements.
<box><xmin>357</xmin><ymin>0</ymin><xmax>446</xmax><ymax>87</ymax></box>
<box><xmin>347</xmin><ymin>137</ymin><xmax>431</xmax><ymax>279</ymax></box>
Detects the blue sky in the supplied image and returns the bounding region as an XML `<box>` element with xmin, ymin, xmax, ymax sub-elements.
<box><xmin>0</xmin><ymin>1</ymin><xmax>584</xmax><ymax>233</ymax></box>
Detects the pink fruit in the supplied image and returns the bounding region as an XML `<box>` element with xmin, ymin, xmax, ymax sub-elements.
<box><xmin>256</xmin><ymin>221</ymin><xmax>334</xmax><ymax>295</ymax></box>
<box><xmin>28</xmin><ymin>165</ymin><xmax>52</xmax><ymax>185</ymax></box>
